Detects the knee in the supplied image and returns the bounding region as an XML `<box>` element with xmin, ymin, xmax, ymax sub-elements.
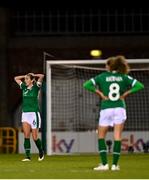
<box><xmin>24</xmin><ymin>132</ymin><xmax>30</xmax><ymax>138</ymax></box>
<box><xmin>98</xmin><ymin>131</ymin><xmax>107</xmax><ymax>139</ymax></box>
<box><xmin>32</xmin><ymin>134</ymin><xmax>38</xmax><ymax>141</ymax></box>
<box><xmin>114</xmin><ymin>134</ymin><xmax>121</xmax><ymax>141</ymax></box>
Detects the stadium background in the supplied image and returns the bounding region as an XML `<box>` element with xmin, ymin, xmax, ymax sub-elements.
<box><xmin>0</xmin><ymin>7</ymin><xmax>149</xmax><ymax>154</ymax></box>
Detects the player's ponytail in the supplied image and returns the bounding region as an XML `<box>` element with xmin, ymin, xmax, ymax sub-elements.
<box><xmin>106</xmin><ymin>57</ymin><xmax>115</xmax><ymax>72</ymax></box>
<box><xmin>114</xmin><ymin>55</ymin><xmax>130</xmax><ymax>74</ymax></box>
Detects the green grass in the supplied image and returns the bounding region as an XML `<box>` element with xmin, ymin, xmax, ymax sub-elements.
<box><xmin>0</xmin><ymin>153</ymin><xmax>149</xmax><ymax>179</ymax></box>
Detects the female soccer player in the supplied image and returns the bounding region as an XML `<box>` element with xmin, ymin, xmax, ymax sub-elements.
<box><xmin>83</xmin><ymin>56</ymin><xmax>144</xmax><ymax>171</ymax></box>
<box><xmin>14</xmin><ymin>73</ymin><xmax>44</xmax><ymax>161</ymax></box>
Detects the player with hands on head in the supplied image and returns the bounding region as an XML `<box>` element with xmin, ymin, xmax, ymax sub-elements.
<box><xmin>14</xmin><ymin>73</ymin><xmax>44</xmax><ymax>161</ymax></box>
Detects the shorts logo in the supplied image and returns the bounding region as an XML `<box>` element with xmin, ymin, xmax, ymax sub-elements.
<box><xmin>33</xmin><ymin>120</ymin><xmax>36</xmax><ymax>125</ymax></box>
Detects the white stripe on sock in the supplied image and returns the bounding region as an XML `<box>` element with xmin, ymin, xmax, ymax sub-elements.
<box><xmin>113</xmin><ymin>152</ymin><xmax>120</xmax><ymax>155</ymax></box>
<box><xmin>99</xmin><ymin>150</ymin><xmax>107</xmax><ymax>153</ymax></box>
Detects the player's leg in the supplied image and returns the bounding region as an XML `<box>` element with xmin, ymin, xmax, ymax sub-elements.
<box><xmin>94</xmin><ymin>109</ymin><xmax>112</xmax><ymax>170</ymax></box>
<box><xmin>32</xmin><ymin>112</ymin><xmax>44</xmax><ymax>161</ymax></box>
<box><xmin>111</xmin><ymin>123</ymin><xmax>124</xmax><ymax>170</ymax></box>
<box><xmin>98</xmin><ymin>126</ymin><xmax>109</xmax><ymax>164</ymax></box>
<box><xmin>94</xmin><ymin>126</ymin><xmax>109</xmax><ymax>170</ymax></box>
<box><xmin>22</xmin><ymin>122</ymin><xmax>31</xmax><ymax>161</ymax></box>
<box><xmin>112</xmin><ymin>108</ymin><xmax>126</xmax><ymax>170</ymax></box>
<box><xmin>32</xmin><ymin>128</ymin><xmax>44</xmax><ymax>161</ymax></box>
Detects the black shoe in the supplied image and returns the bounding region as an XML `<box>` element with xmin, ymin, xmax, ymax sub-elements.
<box><xmin>38</xmin><ymin>151</ymin><xmax>44</xmax><ymax>161</ymax></box>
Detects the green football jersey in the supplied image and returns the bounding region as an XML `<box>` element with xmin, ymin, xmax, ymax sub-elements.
<box><xmin>92</xmin><ymin>71</ymin><xmax>136</xmax><ymax>109</ymax></box>
<box><xmin>20</xmin><ymin>82</ymin><xmax>41</xmax><ymax>112</ymax></box>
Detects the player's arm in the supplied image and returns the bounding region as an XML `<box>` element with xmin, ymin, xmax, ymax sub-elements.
<box><xmin>34</xmin><ymin>74</ymin><xmax>44</xmax><ymax>82</ymax></box>
<box><xmin>121</xmin><ymin>81</ymin><xmax>144</xmax><ymax>99</ymax></box>
<box><xmin>95</xmin><ymin>89</ymin><xmax>109</xmax><ymax>100</ymax></box>
<box><xmin>14</xmin><ymin>75</ymin><xmax>25</xmax><ymax>85</ymax></box>
<box><xmin>83</xmin><ymin>79</ymin><xmax>108</xmax><ymax>100</ymax></box>
<box><xmin>83</xmin><ymin>80</ymin><xmax>96</xmax><ymax>93</ymax></box>
<box><xmin>34</xmin><ymin>74</ymin><xmax>44</xmax><ymax>87</ymax></box>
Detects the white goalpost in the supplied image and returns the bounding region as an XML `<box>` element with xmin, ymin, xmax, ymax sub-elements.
<box><xmin>46</xmin><ymin>59</ymin><xmax>149</xmax><ymax>155</ymax></box>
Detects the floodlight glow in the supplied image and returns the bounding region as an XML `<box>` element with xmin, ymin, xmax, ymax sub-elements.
<box><xmin>90</xmin><ymin>50</ymin><xmax>102</xmax><ymax>57</ymax></box>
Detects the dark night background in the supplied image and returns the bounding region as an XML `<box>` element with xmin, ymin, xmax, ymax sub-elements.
<box><xmin>1</xmin><ymin>6</ymin><xmax>149</xmax><ymax>127</ymax></box>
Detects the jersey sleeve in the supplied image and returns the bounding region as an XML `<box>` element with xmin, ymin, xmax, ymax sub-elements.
<box><xmin>130</xmin><ymin>81</ymin><xmax>144</xmax><ymax>93</ymax></box>
<box><xmin>125</xmin><ymin>75</ymin><xmax>144</xmax><ymax>93</ymax></box>
<box><xmin>20</xmin><ymin>82</ymin><xmax>26</xmax><ymax>89</ymax></box>
<box><xmin>125</xmin><ymin>75</ymin><xmax>137</xmax><ymax>86</ymax></box>
<box><xmin>34</xmin><ymin>81</ymin><xmax>42</xmax><ymax>90</ymax></box>
<box><xmin>36</xmin><ymin>81</ymin><xmax>42</xmax><ymax>88</ymax></box>
<box><xmin>83</xmin><ymin>79</ymin><xmax>96</xmax><ymax>92</ymax></box>
<box><xmin>91</xmin><ymin>74</ymin><xmax>102</xmax><ymax>87</ymax></box>
<box><xmin>83</xmin><ymin>74</ymin><xmax>101</xmax><ymax>93</ymax></box>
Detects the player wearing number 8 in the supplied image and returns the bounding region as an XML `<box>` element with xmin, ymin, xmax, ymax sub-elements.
<box><xmin>83</xmin><ymin>55</ymin><xmax>144</xmax><ymax>171</ymax></box>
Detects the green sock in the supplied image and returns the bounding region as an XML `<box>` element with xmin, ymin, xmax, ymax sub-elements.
<box><xmin>24</xmin><ymin>138</ymin><xmax>31</xmax><ymax>158</ymax></box>
<box><xmin>34</xmin><ymin>138</ymin><xmax>43</xmax><ymax>153</ymax></box>
<box><xmin>98</xmin><ymin>139</ymin><xmax>108</xmax><ymax>165</ymax></box>
<box><xmin>112</xmin><ymin>140</ymin><xmax>121</xmax><ymax>165</ymax></box>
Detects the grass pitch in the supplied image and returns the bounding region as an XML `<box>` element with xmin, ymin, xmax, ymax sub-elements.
<box><xmin>0</xmin><ymin>153</ymin><xmax>149</xmax><ymax>179</ymax></box>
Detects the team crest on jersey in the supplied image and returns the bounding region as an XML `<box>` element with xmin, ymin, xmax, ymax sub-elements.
<box><xmin>23</xmin><ymin>90</ymin><xmax>29</xmax><ymax>96</ymax></box>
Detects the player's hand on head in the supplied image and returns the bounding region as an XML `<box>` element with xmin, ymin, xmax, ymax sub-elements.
<box><xmin>28</xmin><ymin>73</ymin><xmax>35</xmax><ymax>76</ymax></box>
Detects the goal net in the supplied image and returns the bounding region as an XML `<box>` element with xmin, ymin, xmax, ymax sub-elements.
<box><xmin>46</xmin><ymin>59</ymin><xmax>149</xmax><ymax>155</ymax></box>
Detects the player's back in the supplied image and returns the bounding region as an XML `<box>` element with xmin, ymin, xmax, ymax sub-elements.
<box><xmin>94</xmin><ymin>71</ymin><xmax>133</xmax><ymax>109</ymax></box>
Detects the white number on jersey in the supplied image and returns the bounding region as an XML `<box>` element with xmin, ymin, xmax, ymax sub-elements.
<box><xmin>108</xmin><ymin>83</ymin><xmax>120</xmax><ymax>101</ymax></box>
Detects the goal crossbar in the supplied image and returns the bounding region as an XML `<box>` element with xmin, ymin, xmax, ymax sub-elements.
<box><xmin>46</xmin><ymin>59</ymin><xmax>149</xmax><ymax>66</ymax></box>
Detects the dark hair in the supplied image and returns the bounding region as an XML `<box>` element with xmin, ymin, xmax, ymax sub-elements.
<box><xmin>26</xmin><ymin>73</ymin><xmax>35</xmax><ymax>81</ymax></box>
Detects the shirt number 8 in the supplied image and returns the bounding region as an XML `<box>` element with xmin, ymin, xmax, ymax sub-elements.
<box><xmin>108</xmin><ymin>83</ymin><xmax>120</xmax><ymax>101</ymax></box>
